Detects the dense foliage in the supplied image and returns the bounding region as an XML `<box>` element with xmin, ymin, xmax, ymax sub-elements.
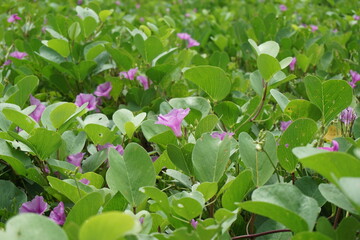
<box><xmin>0</xmin><ymin>0</ymin><xmax>360</xmax><ymax>239</ymax></box>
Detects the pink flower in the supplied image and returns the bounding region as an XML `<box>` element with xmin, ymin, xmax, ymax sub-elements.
<box><xmin>29</xmin><ymin>95</ymin><xmax>46</xmax><ymax>123</ymax></box>
<box><xmin>2</xmin><ymin>60</ymin><xmax>12</xmax><ymax>66</ymax></box>
<box><xmin>177</xmin><ymin>33</ymin><xmax>191</xmax><ymax>40</ymax></box>
<box><xmin>80</xmin><ymin>178</ymin><xmax>90</xmax><ymax>185</ymax></box>
<box><xmin>211</xmin><ymin>132</ymin><xmax>234</xmax><ymax>140</ymax></box>
<box><xmin>137</xmin><ymin>75</ymin><xmax>150</xmax><ymax>90</ymax></box>
<box><xmin>77</xmin><ymin>0</ymin><xmax>83</xmax><ymax>5</ymax></box>
<box><xmin>67</xmin><ymin>152</ymin><xmax>85</xmax><ymax>172</ymax></box>
<box><xmin>94</xmin><ymin>82</ymin><xmax>112</xmax><ymax>99</ymax></box>
<box><xmin>279</xmin><ymin>4</ymin><xmax>287</xmax><ymax>11</ymax></box>
<box><xmin>97</xmin><ymin>143</ymin><xmax>124</xmax><ymax>155</ymax></box>
<box><xmin>155</xmin><ymin>108</ymin><xmax>190</xmax><ymax>137</ymax></box>
<box><xmin>349</xmin><ymin>70</ymin><xmax>360</xmax><ymax>88</ymax></box>
<box><xmin>10</xmin><ymin>51</ymin><xmax>28</xmax><ymax>59</ymax></box>
<box><xmin>187</xmin><ymin>38</ymin><xmax>200</xmax><ymax>48</ymax></box>
<box><xmin>280</xmin><ymin>121</ymin><xmax>292</xmax><ymax>131</ymax></box>
<box><xmin>318</xmin><ymin>140</ymin><xmax>339</xmax><ymax>152</ymax></box>
<box><xmin>19</xmin><ymin>196</ymin><xmax>48</xmax><ymax>215</ymax></box>
<box><xmin>115</xmin><ymin>1</ymin><xmax>121</xmax><ymax>5</ymax></box>
<box><xmin>7</xmin><ymin>14</ymin><xmax>21</xmax><ymax>23</ymax></box>
<box><xmin>310</xmin><ymin>25</ymin><xmax>318</xmax><ymax>32</ymax></box>
<box><xmin>136</xmin><ymin>3</ymin><xmax>140</xmax><ymax>8</ymax></box>
<box><xmin>49</xmin><ymin>202</ymin><xmax>66</xmax><ymax>225</ymax></box>
<box><xmin>120</xmin><ymin>68</ymin><xmax>138</xmax><ymax>80</ymax></box>
<box><xmin>340</xmin><ymin>107</ymin><xmax>357</xmax><ymax>125</ymax></box>
<box><xmin>354</xmin><ymin>15</ymin><xmax>360</xmax><ymax>21</ymax></box>
<box><xmin>289</xmin><ymin>57</ymin><xmax>296</xmax><ymax>71</ymax></box>
<box><xmin>185</xmin><ymin>13</ymin><xmax>191</xmax><ymax>18</ymax></box>
<box><xmin>75</xmin><ymin>93</ymin><xmax>97</xmax><ymax>111</ymax></box>
<box><xmin>139</xmin><ymin>17</ymin><xmax>144</xmax><ymax>22</ymax></box>
<box><xmin>190</xmin><ymin>219</ymin><xmax>198</xmax><ymax>229</ymax></box>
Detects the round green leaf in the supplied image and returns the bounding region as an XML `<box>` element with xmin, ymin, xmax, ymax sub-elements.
<box><xmin>284</xmin><ymin>99</ymin><xmax>322</xmax><ymax>121</ymax></box>
<box><xmin>184</xmin><ymin>66</ymin><xmax>231</xmax><ymax>101</ymax></box>
<box><xmin>47</xmin><ymin>39</ymin><xmax>70</xmax><ymax>58</ymax></box>
<box><xmin>257</xmin><ymin>54</ymin><xmax>281</xmax><ymax>81</ymax></box>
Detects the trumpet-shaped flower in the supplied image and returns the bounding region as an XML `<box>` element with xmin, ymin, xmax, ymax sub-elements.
<box><xmin>67</xmin><ymin>152</ymin><xmax>85</xmax><ymax>171</ymax></box>
<box><xmin>190</xmin><ymin>219</ymin><xmax>198</xmax><ymax>229</ymax></box>
<box><xmin>340</xmin><ymin>107</ymin><xmax>357</xmax><ymax>125</ymax></box>
<box><xmin>7</xmin><ymin>14</ymin><xmax>21</xmax><ymax>23</ymax></box>
<box><xmin>29</xmin><ymin>95</ymin><xmax>45</xmax><ymax>123</ymax></box>
<box><xmin>187</xmin><ymin>38</ymin><xmax>200</xmax><ymax>48</ymax></box>
<box><xmin>49</xmin><ymin>202</ymin><xmax>66</xmax><ymax>225</ymax></box>
<box><xmin>97</xmin><ymin>143</ymin><xmax>124</xmax><ymax>155</ymax></box>
<box><xmin>279</xmin><ymin>4</ymin><xmax>287</xmax><ymax>11</ymax></box>
<box><xmin>75</xmin><ymin>93</ymin><xmax>97</xmax><ymax>111</ymax></box>
<box><xmin>120</xmin><ymin>68</ymin><xmax>138</xmax><ymax>80</ymax></box>
<box><xmin>137</xmin><ymin>75</ymin><xmax>150</xmax><ymax>90</ymax></box>
<box><xmin>94</xmin><ymin>82</ymin><xmax>112</xmax><ymax>99</ymax></box>
<box><xmin>19</xmin><ymin>195</ymin><xmax>48</xmax><ymax>215</ymax></box>
<box><xmin>310</xmin><ymin>25</ymin><xmax>318</xmax><ymax>32</ymax></box>
<box><xmin>155</xmin><ymin>108</ymin><xmax>190</xmax><ymax>137</ymax></box>
<box><xmin>289</xmin><ymin>57</ymin><xmax>296</xmax><ymax>71</ymax></box>
<box><xmin>349</xmin><ymin>70</ymin><xmax>360</xmax><ymax>88</ymax></box>
<box><xmin>10</xmin><ymin>51</ymin><xmax>28</xmax><ymax>59</ymax></box>
<box><xmin>80</xmin><ymin>178</ymin><xmax>90</xmax><ymax>185</ymax></box>
<box><xmin>177</xmin><ymin>33</ymin><xmax>191</xmax><ymax>40</ymax></box>
<box><xmin>280</xmin><ymin>121</ymin><xmax>292</xmax><ymax>131</ymax></box>
<box><xmin>318</xmin><ymin>140</ymin><xmax>339</xmax><ymax>152</ymax></box>
<box><xmin>211</xmin><ymin>132</ymin><xmax>234</xmax><ymax>140</ymax></box>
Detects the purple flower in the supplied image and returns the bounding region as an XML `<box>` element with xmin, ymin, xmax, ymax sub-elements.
<box><xmin>211</xmin><ymin>132</ymin><xmax>234</xmax><ymax>140</ymax></box>
<box><xmin>120</xmin><ymin>68</ymin><xmax>138</xmax><ymax>80</ymax></box>
<box><xmin>137</xmin><ymin>76</ymin><xmax>150</xmax><ymax>90</ymax></box>
<box><xmin>2</xmin><ymin>60</ymin><xmax>12</xmax><ymax>66</ymax></box>
<box><xmin>340</xmin><ymin>107</ymin><xmax>357</xmax><ymax>125</ymax></box>
<box><xmin>136</xmin><ymin>3</ymin><xmax>140</xmax><ymax>8</ymax></box>
<box><xmin>155</xmin><ymin>108</ymin><xmax>190</xmax><ymax>137</ymax></box>
<box><xmin>185</xmin><ymin>13</ymin><xmax>191</xmax><ymax>18</ymax></box>
<box><xmin>77</xmin><ymin>0</ymin><xmax>83</xmax><ymax>5</ymax></box>
<box><xmin>187</xmin><ymin>38</ymin><xmax>200</xmax><ymax>48</ymax></box>
<box><xmin>354</xmin><ymin>15</ymin><xmax>360</xmax><ymax>21</ymax></box>
<box><xmin>279</xmin><ymin>4</ymin><xmax>287</xmax><ymax>11</ymax></box>
<box><xmin>318</xmin><ymin>140</ymin><xmax>339</xmax><ymax>152</ymax></box>
<box><xmin>139</xmin><ymin>17</ymin><xmax>144</xmax><ymax>22</ymax></box>
<box><xmin>177</xmin><ymin>33</ymin><xmax>191</xmax><ymax>40</ymax></box>
<box><xmin>80</xmin><ymin>178</ymin><xmax>90</xmax><ymax>185</ymax></box>
<box><xmin>94</xmin><ymin>82</ymin><xmax>112</xmax><ymax>99</ymax></box>
<box><xmin>29</xmin><ymin>95</ymin><xmax>45</xmax><ymax>123</ymax></box>
<box><xmin>19</xmin><ymin>196</ymin><xmax>48</xmax><ymax>215</ymax></box>
<box><xmin>49</xmin><ymin>202</ymin><xmax>66</xmax><ymax>225</ymax></box>
<box><xmin>10</xmin><ymin>51</ymin><xmax>28</xmax><ymax>59</ymax></box>
<box><xmin>289</xmin><ymin>57</ymin><xmax>296</xmax><ymax>71</ymax></box>
<box><xmin>310</xmin><ymin>25</ymin><xmax>318</xmax><ymax>32</ymax></box>
<box><xmin>97</xmin><ymin>143</ymin><xmax>124</xmax><ymax>155</ymax></box>
<box><xmin>151</xmin><ymin>156</ymin><xmax>158</xmax><ymax>162</ymax></box>
<box><xmin>67</xmin><ymin>152</ymin><xmax>85</xmax><ymax>172</ymax></box>
<box><xmin>75</xmin><ymin>93</ymin><xmax>97</xmax><ymax>111</ymax></box>
<box><xmin>115</xmin><ymin>1</ymin><xmax>121</xmax><ymax>5</ymax></box>
<box><xmin>7</xmin><ymin>14</ymin><xmax>21</xmax><ymax>23</ymax></box>
<box><xmin>280</xmin><ymin>121</ymin><xmax>292</xmax><ymax>131</ymax></box>
<box><xmin>349</xmin><ymin>70</ymin><xmax>360</xmax><ymax>88</ymax></box>
<box><xmin>333</xmin><ymin>29</ymin><xmax>338</xmax><ymax>33</ymax></box>
<box><xmin>190</xmin><ymin>219</ymin><xmax>198</xmax><ymax>229</ymax></box>
<box><xmin>139</xmin><ymin>217</ymin><xmax>144</xmax><ymax>224</ymax></box>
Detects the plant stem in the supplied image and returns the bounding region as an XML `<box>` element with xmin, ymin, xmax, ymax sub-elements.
<box><xmin>263</xmin><ymin>148</ymin><xmax>280</xmax><ymax>183</ymax></box>
<box><xmin>333</xmin><ymin>207</ymin><xmax>342</xmax><ymax>229</ymax></box>
<box><xmin>232</xmin><ymin>229</ymin><xmax>291</xmax><ymax>239</ymax></box>
<box><xmin>292</xmin><ymin>172</ymin><xmax>295</xmax><ymax>184</ymax></box>
<box><xmin>208</xmin><ymin>196</ymin><xmax>215</xmax><ymax>218</ymax></box>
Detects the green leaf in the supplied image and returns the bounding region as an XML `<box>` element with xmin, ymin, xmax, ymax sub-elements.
<box><xmin>48</xmin><ymin>176</ymin><xmax>88</xmax><ymax>203</ymax></box>
<box><xmin>238</xmin><ymin>184</ymin><xmax>320</xmax><ymax>233</ymax></box>
<box><xmin>165</xmin><ymin>169</ymin><xmax>193</xmax><ymax>188</ymax></box>
<box><xmin>79</xmin><ymin>212</ymin><xmax>140</xmax><ymax>240</ymax></box>
<box><xmin>270</xmin><ymin>89</ymin><xmax>289</xmax><ymax>112</ymax></box>
<box><xmin>335</xmin><ymin>216</ymin><xmax>360</xmax><ymax>240</ymax></box>
<box><xmin>278</xmin><ymin>118</ymin><xmax>318</xmax><ymax>172</ymax></box>
<box><xmin>3</xmin><ymin>214</ymin><xmax>68</xmax><ymax>240</ymax></box>
<box><xmin>83</xmin><ymin>17</ymin><xmax>98</xmax><ymax>38</ymax></box>
<box><xmin>284</xmin><ymin>99</ymin><xmax>322</xmax><ymax>121</ymax></box>
<box><xmin>105</xmin><ymin>45</ymin><xmax>134</xmax><ymax>70</ymax></box>
<box><xmin>103</xmin><ymin>191</ymin><xmax>128</xmax><ymax>212</ymax></box>
<box><xmin>141</xmin><ymin>120</ymin><xmax>177</xmax><ymax>146</ymax></box>
<box><xmin>28</xmin><ymin>128</ymin><xmax>62</xmax><ymax>160</ymax></box>
<box><xmin>106</xmin><ymin>144</ymin><xmax>156</xmax><ymax>207</ymax></box>
<box><xmin>214</xmin><ymin>101</ymin><xmax>241</xmax><ymax>127</ymax></box>
<box><xmin>295</xmin><ymin>176</ymin><xmax>326</xmax><ymax>207</ymax></box>
<box><xmin>64</xmin><ymin>192</ymin><xmax>105</xmax><ymax>238</ymax></box>
<box><xmin>2</xmin><ymin>108</ymin><xmax>38</xmax><ymax>133</ymax></box>
<box><xmin>195</xmin><ymin>182</ymin><xmax>218</xmax><ymax>202</ymax></box>
<box><xmin>167</xmin><ymin>144</ymin><xmax>193</xmax><ymax>175</ymax></box>
<box><xmin>99</xmin><ymin>10</ymin><xmax>113</xmax><ymax>22</ymax></box>
<box><xmin>257</xmin><ymin>54</ymin><xmax>281</xmax><ymax>81</ymax></box>
<box><xmin>184</xmin><ymin>66</ymin><xmax>231</xmax><ymax>101</ymax></box>
<box><xmin>299</xmin><ymin>152</ymin><xmax>360</xmax><ymax>183</ymax></box>
<box><xmin>47</xmin><ymin>39</ymin><xmax>70</xmax><ymax>58</ymax></box>
<box><xmin>304</xmin><ymin>76</ymin><xmax>352</xmax><ymax>125</ymax></box>
<box><xmin>192</xmin><ymin>133</ymin><xmax>231</xmax><ymax>182</ymax></box>
<box><xmin>6</xmin><ymin>75</ymin><xmax>39</xmax><ymax>108</ymax></box>
<box><xmin>195</xmin><ymin>114</ymin><xmax>219</xmax><ymax>139</ymax></box>
<box><xmin>82</xmin><ymin>150</ymin><xmax>109</xmax><ymax>173</ymax></box>
<box><xmin>222</xmin><ymin>169</ymin><xmax>254</xmax><ymax>211</ymax></box>
<box><xmin>0</xmin><ymin>139</ymin><xmax>31</xmax><ymax>175</ymax></box>
<box><xmin>68</xmin><ymin>22</ymin><xmax>81</xmax><ymax>40</ymax></box>
<box><xmin>76</xmin><ymin>6</ymin><xmax>99</xmax><ymax>22</ymax></box>
<box><xmin>249</xmin><ymin>39</ymin><xmax>280</xmax><ymax>57</ymax></box>
<box><xmin>113</xmin><ymin>109</ymin><xmax>146</xmax><ymax>136</ymax></box>
<box><xmin>144</xmin><ymin>36</ymin><xmax>164</xmax><ymax>62</ymax></box>
<box><xmin>140</xmin><ymin>186</ymin><xmax>170</xmax><ymax>214</ymax></box>
<box><xmin>0</xmin><ymin>180</ymin><xmax>26</xmax><ymax>214</ymax></box>
<box><xmin>84</xmin><ymin>124</ymin><xmax>116</xmax><ymax>145</ymax></box>
<box><xmin>279</xmin><ymin>57</ymin><xmax>293</xmax><ymax>69</ymax></box>
<box><xmin>292</xmin><ymin>232</ymin><xmax>332</xmax><ymax>240</ymax></box>
<box><xmin>171</xmin><ymin>192</ymin><xmax>205</xmax><ymax>220</ymax></box>
<box><xmin>50</xmin><ymin>103</ymin><xmax>77</xmax><ymax>129</ymax></box>
<box><xmin>238</xmin><ymin>132</ymin><xmax>278</xmax><ymax>186</ymax></box>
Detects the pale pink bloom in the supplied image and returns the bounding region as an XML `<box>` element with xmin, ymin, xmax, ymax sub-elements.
<box><xmin>19</xmin><ymin>196</ymin><xmax>48</xmax><ymax>215</ymax></box>
<box><xmin>155</xmin><ymin>108</ymin><xmax>190</xmax><ymax>137</ymax></box>
<box><xmin>120</xmin><ymin>68</ymin><xmax>138</xmax><ymax>80</ymax></box>
<box><xmin>279</xmin><ymin>4</ymin><xmax>287</xmax><ymax>11</ymax></box>
<box><xmin>67</xmin><ymin>152</ymin><xmax>85</xmax><ymax>172</ymax></box>
<box><xmin>10</xmin><ymin>51</ymin><xmax>28</xmax><ymax>59</ymax></box>
<box><xmin>289</xmin><ymin>57</ymin><xmax>296</xmax><ymax>71</ymax></box>
<box><xmin>80</xmin><ymin>178</ymin><xmax>90</xmax><ymax>185</ymax></box>
<box><xmin>75</xmin><ymin>93</ymin><xmax>97</xmax><ymax>110</ymax></box>
<box><xmin>318</xmin><ymin>140</ymin><xmax>339</xmax><ymax>152</ymax></box>
<box><xmin>115</xmin><ymin>1</ymin><xmax>121</xmax><ymax>5</ymax></box>
<box><xmin>49</xmin><ymin>202</ymin><xmax>66</xmax><ymax>225</ymax></box>
<box><xmin>190</xmin><ymin>219</ymin><xmax>198</xmax><ymax>229</ymax></box>
<box><xmin>137</xmin><ymin>75</ymin><xmax>150</xmax><ymax>90</ymax></box>
<box><xmin>94</xmin><ymin>82</ymin><xmax>112</xmax><ymax>99</ymax></box>
<box><xmin>211</xmin><ymin>132</ymin><xmax>234</xmax><ymax>140</ymax></box>
<box><xmin>354</xmin><ymin>15</ymin><xmax>360</xmax><ymax>21</ymax></box>
<box><xmin>97</xmin><ymin>143</ymin><xmax>124</xmax><ymax>155</ymax></box>
<box><xmin>187</xmin><ymin>38</ymin><xmax>200</xmax><ymax>48</ymax></box>
<box><xmin>7</xmin><ymin>14</ymin><xmax>21</xmax><ymax>23</ymax></box>
<box><xmin>136</xmin><ymin>3</ymin><xmax>140</xmax><ymax>8</ymax></box>
<box><xmin>29</xmin><ymin>95</ymin><xmax>45</xmax><ymax>123</ymax></box>
<box><xmin>280</xmin><ymin>121</ymin><xmax>292</xmax><ymax>131</ymax></box>
<box><xmin>177</xmin><ymin>33</ymin><xmax>191</xmax><ymax>40</ymax></box>
<box><xmin>310</xmin><ymin>25</ymin><xmax>318</xmax><ymax>32</ymax></box>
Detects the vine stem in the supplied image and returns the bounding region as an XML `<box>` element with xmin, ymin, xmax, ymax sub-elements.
<box><xmin>232</xmin><ymin>229</ymin><xmax>291</xmax><ymax>239</ymax></box>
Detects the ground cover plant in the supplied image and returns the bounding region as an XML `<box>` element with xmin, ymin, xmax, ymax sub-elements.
<box><xmin>0</xmin><ymin>0</ymin><xmax>359</xmax><ymax>239</ymax></box>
